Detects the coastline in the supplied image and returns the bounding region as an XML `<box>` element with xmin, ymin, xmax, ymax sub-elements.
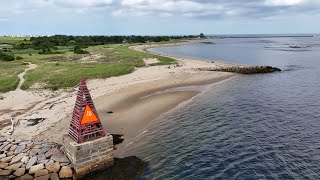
<box><xmin>0</xmin><ymin>41</ymin><xmax>236</xmax><ymax>155</ymax></box>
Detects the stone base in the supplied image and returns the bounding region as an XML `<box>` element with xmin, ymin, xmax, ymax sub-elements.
<box><xmin>62</xmin><ymin>134</ymin><xmax>114</xmax><ymax>178</ymax></box>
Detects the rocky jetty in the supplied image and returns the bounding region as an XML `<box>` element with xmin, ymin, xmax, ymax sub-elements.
<box><xmin>193</xmin><ymin>65</ymin><xmax>281</xmax><ymax>74</ymax></box>
<box><xmin>0</xmin><ymin>136</ymin><xmax>74</xmax><ymax>180</ymax></box>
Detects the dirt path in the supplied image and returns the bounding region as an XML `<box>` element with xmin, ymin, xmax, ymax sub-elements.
<box><xmin>16</xmin><ymin>62</ymin><xmax>38</xmax><ymax>90</ymax></box>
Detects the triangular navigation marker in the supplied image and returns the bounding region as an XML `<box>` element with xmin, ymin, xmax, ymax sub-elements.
<box><xmin>81</xmin><ymin>104</ymin><xmax>99</xmax><ymax>125</ymax></box>
<box><xmin>68</xmin><ymin>78</ymin><xmax>106</xmax><ymax>143</ymax></box>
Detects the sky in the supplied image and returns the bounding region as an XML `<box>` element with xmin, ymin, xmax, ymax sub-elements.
<box><xmin>0</xmin><ymin>0</ymin><xmax>319</xmax><ymax>35</ymax></box>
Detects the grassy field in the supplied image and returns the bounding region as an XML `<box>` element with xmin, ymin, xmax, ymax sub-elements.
<box><xmin>0</xmin><ymin>37</ymin><xmax>30</xmax><ymax>46</ymax></box>
<box><xmin>0</xmin><ymin>38</ymin><xmax>179</xmax><ymax>93</ymax></box>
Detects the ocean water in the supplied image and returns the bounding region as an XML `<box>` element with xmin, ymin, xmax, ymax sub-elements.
<box><xmin>123</xmin><ymin>37</ymin><xmax>320</xmax><ymax>179</ymax></box>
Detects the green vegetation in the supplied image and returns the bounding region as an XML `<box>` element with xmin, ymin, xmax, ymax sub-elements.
<box><xmin>0</xmin><ymin>51</ymin><xmax>15</xmax><ymax>61</ymax></box>
<box><xmin>0</xmin><ymin>35</ymin><xmax>191</xmax><ymax>93</ymax></box>
<box><xmin>74</xmin><ymin>46</ymin><xmax>89</xmax><ymax>54</ymax></box>
<box><xmin>0</xmin><ymin>61</ymin><xmax>27</xmax><ymax>92</ymax></box>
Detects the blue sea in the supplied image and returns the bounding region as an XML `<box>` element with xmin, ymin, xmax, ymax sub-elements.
<box><xmin>123</xmin><ymin>36</ymin><xmax>320</xmax><ymax>179</ymax></box>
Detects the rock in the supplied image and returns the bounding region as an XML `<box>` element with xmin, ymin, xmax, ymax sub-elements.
<box><xmin>9</xmin><ymin>145</ymin><xmax>17</xmax><ymax>151</ymax></box>
<box><xmin>46</xmin><ymin>160</ymin><xmax>54</xmax><ymax>166</ymax></box>
<box><xmin>34</xmin><ymin>169</ymin><xmax>48</xmax><ymax>177</ymax></box>
<box><xmin>29</xmin><ymin>163</ymin><xmax>44</xmax><ymax>174</ymax></box>
<box><xmin>5</xmin><ymin>162</ymin><xmax>23</xmax><ymax>170</ymax></box>
<box><xmin>39</xmin><ymin>160</ymin><xmax>49</xmax><ymax>164</ymax></box>
<box><xmin>19</xmin><ymin>141</ymin><xmax>32</xmax><ymax>146</ymax></box>
<box><xmin>10</xmin><ymin>153</ymin><xmax>27</xmax><ymax>164</ymax></box>
<box><xmin>46</xmin><ymin>162</ymin><xmax>60</xmax><ymax>173</ymax></box>
<box><xmin>1</xmin><ymin>144</ymin><xmax>13</xmax><ymax>151</ymax></box>
<box><xmin>0</xmin><ymin>136</ymin><xmax>6</xmax><ymax>143</ymax></box>
<box><xmin>15</xmin><ymin>145</ymin><xmax>26</xmax><ymax>155</ymax></box>
<box><xmin>1</xmin><ymin>155</ymin><xmax>14</xmax><ymax>163</ymax></box>
<box><xmin>60</xmin><ymin>162</ymin><xmax>70</xmax><ymax>166</ymax></box>
<box><xmin>7</xmin><ymin>151</ymin><xmax>14</xmax><ymax>156</ymax></box>
<box><xmin>0</xmin><ymin>142</ymin><xmax>9</xmax><ymax>150</ymax></box>
<box><xmin>51</xmin><ymin>152</ymin><xmax>69</xmax><ymax>163</ymax></box>
<box><xmin>0</xmin><ymin>154</ymin><xmax>6</xmax><ymax>158</ymax></box>
<box><xmin>0</xmin><ymin>162</ymin><xmax>9</xmax><ymax>168</ymax></box>
<box><xmin>59</xmin><ymin>166</ymin><xmax>73</xmax><ymax>178</ymax></box>
<box><xmin>50</xmin><ymin>173</ymin><xmax>59</xmax><ymax>180</ymax></box>
<box><xmin>37</xmin><ymin>154</ymin><xmax>46</xmax><ymax>162</ymax></box>
<box><xmin>26</xmin><ymin>156</ymin><xmax>37</xmax><ymax>170</ymax></box>
<box><xmin>21</xmin><ymin>156</ymin><xmax>29</xmax><ymax>164</ymax></box>
<box><xmin>29</xmin><ymin>148</ymin><xmax>39</xmax><ymax>156</ymax></box>
<box><xmin>21</xmin><ymin>164</ymin><xmax>26</xmax><ymax>168</ymax></box>
<box><xmin>0</xmin><ymin>169</ymin><xmax>12</xmax><ymax>176</ymax></box>
<box><xmin>45</xmin><ymin>148</ymin><xmax>60</xmax><ymax>158</ymax></box>
<box><xmin>18</xmin><ymin>174</ymin><xmax>34</xmax><ymax>180</ymax></box>
<box><xmin>9</xmin><ymin>175</ymin><xmax>16</xmax><ymax>179</ymax></box>
<box><xmin>13</xmin><ymin>168</ymin><xmax>26</xmax><ymax>177</ymax></box>
<box><xmin>34</xmin><ymin>174</ymin><xmax>50</xmax><ymax>180</ymax></box>
<box><xmin>39</xmin><ymin>147</ymin><xmax>50</xmax><ymax>154</ymax></box>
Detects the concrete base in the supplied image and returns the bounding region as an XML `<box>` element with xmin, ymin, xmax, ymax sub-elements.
<box><xmin>62</xmin><ymin>134</ymin><xmax>114</xmax><ymax>178</ymax></box>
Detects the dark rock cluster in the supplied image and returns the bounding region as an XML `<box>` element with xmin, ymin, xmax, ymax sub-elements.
<box><xmin>193</xmin><ymin>65</ymin><xmax>281</xmax><ymax>74</ymax></box>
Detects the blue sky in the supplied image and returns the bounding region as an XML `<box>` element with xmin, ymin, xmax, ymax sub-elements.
<box><xmin>0</xmin><ymin>0</ymin><xmax>319</xmax><ymax>35</ymax></box>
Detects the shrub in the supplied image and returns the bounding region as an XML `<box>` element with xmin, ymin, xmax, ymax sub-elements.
<box><xmin>16</xmin><ymin>56</ymin><xmax>23</xmax><ymax>60</ymax></box>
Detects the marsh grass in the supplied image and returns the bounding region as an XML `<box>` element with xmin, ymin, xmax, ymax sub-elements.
<box><xmin>0</xmin><ymin>39</ymin><xmax>178</xmax><ymax>92</ymax></box>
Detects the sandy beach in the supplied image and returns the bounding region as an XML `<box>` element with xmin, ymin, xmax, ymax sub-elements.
<box><xmin>0</xmin><ymin>42</ymin><xmax>236</xmax><ymax>155</ymax></box>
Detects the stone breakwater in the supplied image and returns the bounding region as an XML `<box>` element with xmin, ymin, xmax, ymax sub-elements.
<box><xmin>0</xmin><ymin>136</ymin><xmax>74</xmax><ymax>180</ymax></box>
<box><xmin>192</xmin><ymin>65</ymin><xmax>281</xmax><ymax>74</ymax></box>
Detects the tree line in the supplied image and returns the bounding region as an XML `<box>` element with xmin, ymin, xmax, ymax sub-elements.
<box><xmin>14</xmin><ymin>35</ymin><xmax>201</xmax><ymax>49</ymax></box>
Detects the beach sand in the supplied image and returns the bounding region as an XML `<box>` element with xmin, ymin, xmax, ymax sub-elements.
<box><xmin>0</xmin><ymin>42</ymin><xmax>236</xmax><ymax>155</ymax></box>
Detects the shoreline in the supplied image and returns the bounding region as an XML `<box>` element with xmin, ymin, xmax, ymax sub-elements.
<box><xmin>0</xmin><ymin>41</ymin><xmax>236</xmax><ymax>155</ymax></box>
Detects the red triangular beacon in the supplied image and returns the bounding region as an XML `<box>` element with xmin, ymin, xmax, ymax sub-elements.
<box><xmin>68</xmin><ymin>78</ymin><xmax>106</xmax><ymax>143</ymax></box>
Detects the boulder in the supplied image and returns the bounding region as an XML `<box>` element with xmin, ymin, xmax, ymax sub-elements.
<box><xmin>0</xmin><ymin>154</ymin><xmax>6</xmax><ymax>159</ymax></box>
<box><xmin>13</xmin><ymin>168</ymin><xmax>26</xmax><ymax>177</ymax></box>
<box><xmin>1</xmin><ymin>144</ymin><xmax>13</xmax><ymax>151</ymax></box>
<box><xmin>7</xmin><ymin>151</ymin><xmax>14</xmax><ymax>156</ymax></box>
<box><xmin>0</xmin><ymin>162</ymin><xmax>9</xmax><ymax>168</ymax></box>
<box><xmin>0</xmin><ymin>169</ymin><xmax>12</xmax><ymax>176</ymax></box>
<box><xmin>26</xmin><ymin>156</ymin><xmax>37</xmax><ymax>170</ymax></box>
<box><xmin>59</xmin><ymin>166</ymin><xmax>73</xmax><ymax>178</ymax></box>
<box><xmin>45</xmin><ymin>148</ymin><xmax>60</xmax><ymax>158</ymax></box>
<box><xmin>46</xmin><ymin>162</ymin><xmax>60</xmax><ymax>173</ymax></box>
<box><xmin>34</xmin><ymin>169</ymin><xmax>48</xmax><ymax>177</ymax></box>
<box><xmin>34</xmin><ymin>174</ymin><xmax>50</xmax><ymax>180</ymax></box>
<box><xmin>10</xmin><ymin>153</ymin><xmax>27</xmax><ymax>164</ymax></box>
<box><xmin>50</xmin><ymin>173</ymin><xmax>59</xmax><ymax>180</ymax></box>
<box><xmin>21</xmin><ymin>156</ymin><xmax>29</xmax><ymax>164</ymax></box>
<box><xmin>15</xmin><ymin>145</ymin><xmax>26</xmax><ymax>155</ymax></box>
<box><xmin>5</xmin><ymin>162</ymin><xmax>23</xmax><ymax>170</ymax></box>
<box><xmin>29</xmin><ymin>148</ymin><xmax>39</xmax><ymax>156</ymax></box>
<box><xmin>37</xmin><ymin>154</ymin><xmax>46</xmax><ymax>162</ymax></box>
<box><xmin>39</xmin><ymin>147</ymin><xmax>50</xmax><ymax>154</ymax></box>
<box><xmin>1</xmin><ymin>155</ymin><xmax>14</xmax><ymax>163</ymax></box>
<box><xmin>51</xmin><ymin>152</ymin><xmax>69</xmax><ymax>163</ymax></box>
<box><xmin>9</xmin><ymin>145</ymin><xmax>17</xmax><ymax>151</ymax></box>
<box><xmin>28</xmin><ymin>163</ymin><xmax>44</xmax><ymax>174</ymax></box>
<box><xmin>19</xmin><ymin>174</ymin><xmax>34</xmax><ymax>180</ymax></box>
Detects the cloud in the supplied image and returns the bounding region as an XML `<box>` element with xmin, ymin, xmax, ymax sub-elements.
<box><xmin>55</xmin><ymin>0</ymin><xmax>113</xmax><ymax>6</ymax></box>
<box><xmin>0</xmin><ymin>19</ymin><xmax>9</xmax><ymax>22</ymax></box>
<box><xmin>265</xmin><ymin>0</ymin><xmax>305</xmax><ymax>6</ymax></box>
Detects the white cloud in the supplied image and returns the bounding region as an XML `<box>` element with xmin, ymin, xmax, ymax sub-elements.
<box><xmin>265</xmin><ymin>0</ymin><xmax>305</xmax><ymax>6</ymax></box>
<box><xmin>56</xmin><ymin>0</ymin><xmax>113</xmax><ymax>6</ymax></box>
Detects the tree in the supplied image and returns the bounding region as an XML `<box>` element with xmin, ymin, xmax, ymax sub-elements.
<box><xmin>200</xmin><ymin>33</ymin><xmax>205</xmax><ymax>38</ymax></box>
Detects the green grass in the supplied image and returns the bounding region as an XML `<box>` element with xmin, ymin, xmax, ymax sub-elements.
<box><xmin>0</xmin><ymin>41</ymin><xmax>178</xmax><ymax>92</ymax></box>
<box><xmin>0</xmin><ymin>61</ymin><xmax>27</xmax><ymax>92</ymax></box>
<box><xmin>0</xmin><ymin>37</ymin><xmax>30</xmax><ymax>46</ymax></box>
<box><xmin>0</xmin><ymin>76</ymin><xmax>19</xmax><ymax>92</ymax></box>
